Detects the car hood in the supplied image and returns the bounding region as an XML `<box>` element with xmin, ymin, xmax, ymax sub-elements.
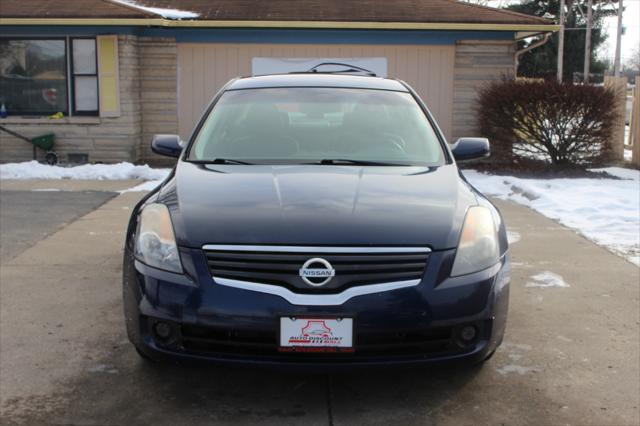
<box><xmin>160</xmin><ymin>162</ymin><xmax>477</xmax><ymax>250</ymax></box>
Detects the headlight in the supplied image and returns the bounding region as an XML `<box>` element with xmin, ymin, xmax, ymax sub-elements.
<box><xmin>451</xmin><ymin>206</ymin><xmax>499</xmax><ymax>277</ymax></box>
<box><xmin>134</xmin><ymin>203</ymin><xmax>183</xmax><ymax>273</ymax></box>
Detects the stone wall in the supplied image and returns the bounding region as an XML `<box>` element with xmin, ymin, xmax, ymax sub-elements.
<box><xmin>451</xmin><ymin>40</ymin><xmax>516</xmax><ymax>142</ymax></box>
<box><xmin>138</xmin><ymin>37</ymin><xmax>179</xmax><ymax>165</ymax></box>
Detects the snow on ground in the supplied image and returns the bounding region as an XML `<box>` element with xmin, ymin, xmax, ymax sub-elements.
<box><xmin>110</xmin><ymin>0</ymin><xmax>199</xmax><ymax>19</ymax></box>
<box><xmin>119</xmin><ymin>180</ymin><xmax>164</xmax><ymax>193</ymax></box>
<box><xmin>526</xmin><ymin>271</ymin><xmax>570</xmax><ymax>288</ymax></box>
<box><xmin>0</xmin><ymin>161</ymin><xmax>170</xmax><ymax>181</ymax></box>
<box><xmin>495</xmin><ymin>364</ymin><xmax>538</xmax><ymax>376</ymax></box>
<box><xmin>507</xmin><ymin>230</ymin><xmax>521</xmax><ymax>244</ymax></box>
<box><xmin>592</xmin><ymin>166</ymin><xmax>639</xmax><ymax>180</ymax></box>
<box><xmin>464</xmin><ymin>167</ymin><xmax>640</xmax><ymax>266</ymax></box>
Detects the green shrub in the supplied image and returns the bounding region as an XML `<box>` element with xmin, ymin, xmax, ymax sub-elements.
<box><xmin>477</xmin><ymin>79</ymin><xmax>617</xmax><ymax>166</ymax></box>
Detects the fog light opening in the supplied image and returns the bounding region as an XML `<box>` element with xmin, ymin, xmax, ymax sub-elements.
<box><xmin>455</xmin><ymin>324</ymin><xmax>479</xmax><ymax>348</ymax></box>
<box><xmin>460</xmin><ymin>325</ymin><xmax>477</xmax><ymax>342</ymax></box>
<box><xmin>153</xmin><ymin>321</ymin><xmax>173</xmax><ymax>341</ymax></box>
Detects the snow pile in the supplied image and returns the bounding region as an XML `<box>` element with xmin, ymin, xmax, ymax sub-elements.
<box><xmin>0</xmin><ymin>161</ymin><xmax>170</xmax><ymax>181</ymax></box>
<box><xmin>592</xmin><ymin>167</ymin><xmax>639</xmax><ymax>180</ymax></box>
<box><xmin>464</xmin><ymin>167</ymin><xmax>640</xmax><ymax>266</ymax></box>
<box><xmin>110</xmin><ymin>0</ymin><xmax>199</xmax><ymax>19</ymax></box>
<box><xmin>526</xmin><ymin>271</ymin><xmax>570</xmax><ymax>288</ymax></box>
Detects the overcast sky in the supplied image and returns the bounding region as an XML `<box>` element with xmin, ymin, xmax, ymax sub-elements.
<box><xmin>485</xmin><ymin>0</ymin><xmax>639</xmax><ymax>64</ymax></box>
<box><xmin>601</xmin><ymin>1</ymin><xmax>639</xmax><ymax>63</ymax></box>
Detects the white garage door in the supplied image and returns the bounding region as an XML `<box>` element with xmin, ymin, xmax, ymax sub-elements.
<box><xmin>177</xmin><ymin>43</ymin><xmax>454</xmax><ymax>141</ymax></box>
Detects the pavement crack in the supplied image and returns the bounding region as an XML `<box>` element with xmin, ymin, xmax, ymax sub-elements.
<box><xmin>326</xmin><ymin>374</ymin><xmax>334</xmax><ymax>426</ymax></box>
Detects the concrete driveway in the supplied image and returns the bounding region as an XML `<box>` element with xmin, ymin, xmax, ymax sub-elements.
<box><xmin>0</xmin><ymin>181</ymin><xmax>638</xmax><ymax>426</ymax></box>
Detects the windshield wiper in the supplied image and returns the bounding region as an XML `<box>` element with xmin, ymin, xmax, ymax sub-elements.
<box><xmin>313</xmin><ymin>159</ymin><xmax>407</xmax><ymax>166</ymax></box>
<box><xmin>191</xmin><ymin>158</ymin><xmax>408</xmax><ymax>166</ymax></box>
<box><xmin>190</xmin><ymin>158</ymin><xmax>255</xmax><ymax>165</ymax></box>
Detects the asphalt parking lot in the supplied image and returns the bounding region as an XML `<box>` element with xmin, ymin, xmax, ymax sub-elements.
<box><xmin>0</xmin><ymin>180</ymin><xmax>638</xmax><ymax>426</ymax></box>
<box><xmin>0</xmin><ymin>190</ymin><xmax>116</xmax><ymax>262</ymax></box>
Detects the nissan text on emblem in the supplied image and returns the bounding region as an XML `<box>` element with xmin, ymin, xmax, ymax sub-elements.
<box><xmin>299</xmin><ymin>258</ymin><xmax>336</xmax><ymax>287</ymax></box>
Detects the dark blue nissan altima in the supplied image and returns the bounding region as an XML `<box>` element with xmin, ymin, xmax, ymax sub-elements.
<box><xmin>123</xmin><ymin>70</ymin><xmax>510</xmax><ymax>367</ymax></box>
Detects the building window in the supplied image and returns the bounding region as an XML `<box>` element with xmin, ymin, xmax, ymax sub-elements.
<box><xmin>0</xmin><ymin>39</ymin><xmax>68</xmax><ymax>115</ymax></box>
<box><xmin>71</xmin><ymin>38</ymin><xmax>98</xmax><ymax>115</ymax></box>
<box><xmin>0</xmin><ymin>37</ymin><xmax>99</xmax><ymax>116</ymax></box>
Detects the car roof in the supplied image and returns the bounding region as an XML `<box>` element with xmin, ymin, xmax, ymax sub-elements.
<box><xmin>226</xmin><ymin>74</ymin><xmax>409</xmax><ymax>92</ymax></box>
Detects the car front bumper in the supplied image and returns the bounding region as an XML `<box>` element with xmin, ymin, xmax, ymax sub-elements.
<box><xmin>123</xmin><ymin>247</ymin><xmax>510</xmax><ymax>367</ymax></box>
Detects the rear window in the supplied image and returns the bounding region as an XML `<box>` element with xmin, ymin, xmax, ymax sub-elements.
<box><xmin>188</xmin><ymin>87</ymin><xmax>445</xmax><ymax>166</ymax></box>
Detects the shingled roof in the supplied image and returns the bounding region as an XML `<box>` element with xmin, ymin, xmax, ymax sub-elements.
<box><xmin>0</xmin><ymin>0</ymin><xmax>153</xmax><ymax>18</ymax></box>
<box><xmin>0</xmin><ymin>0</ymin><xmax>551</xmax><ymax>25</ymax></box>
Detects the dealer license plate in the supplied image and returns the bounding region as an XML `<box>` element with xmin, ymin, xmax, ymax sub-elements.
<box><xmin>279</xmin><ymin>317</ymin><xmax>354</xmax><ymax>352</ymax></box>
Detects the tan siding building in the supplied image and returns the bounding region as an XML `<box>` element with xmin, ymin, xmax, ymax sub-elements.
<box><xmin>177</xmin><ymin>44</ymin><xmax>456</xmax><ymax>142</ymax></box>
<box><xmin>0</xmin><ymin>0</ymin><xmax>555</xmax><ymax>164</ymax></box>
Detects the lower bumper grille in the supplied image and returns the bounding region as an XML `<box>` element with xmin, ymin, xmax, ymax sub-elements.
<box><xmin>179</xmin><ymin>324</ymin><xmax>462</xmax><ymax>360</ymax></box>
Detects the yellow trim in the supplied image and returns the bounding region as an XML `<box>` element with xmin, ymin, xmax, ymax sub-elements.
<box><xmin>97</xmin><ymin>35</ymin><xmax>121</xmax><ymax>117</ymax></box>
<box><xmin>0</xmin><ymin>18</ymin><xmax>560</xmax><ymax>32</ymax></box>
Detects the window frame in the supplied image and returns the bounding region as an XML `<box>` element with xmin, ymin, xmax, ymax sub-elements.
<box><xmin>69</xmin><ymin>37</ymin><xmax>99</xmax><ymax>116</ymax></box>
<box><xmin>0</xmin><ymin>36</ymin><xmax>100</xmax><ymax>117</ymax></box>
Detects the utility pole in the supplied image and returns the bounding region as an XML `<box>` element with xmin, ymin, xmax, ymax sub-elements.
<box><xmin>614</xmin><ymin>0</ymin><xmax>624</xmax><ymax>77</ymax></box>
<box><xmin>558</xmin><ymin>0</ymin><xmax>566</xmax><ymax>82</ymax></box>
<box><xmin>583</xmin><ymin>0</ymin><xmax>593</xmax><ymax>83</ymax></box>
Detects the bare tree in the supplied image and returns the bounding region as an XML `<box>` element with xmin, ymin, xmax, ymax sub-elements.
<box><xmin>625</xmin><ymin>47</ymin><xmax>640</xmax><ymax>73</ymax></box>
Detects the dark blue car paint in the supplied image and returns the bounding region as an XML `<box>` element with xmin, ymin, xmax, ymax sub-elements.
<box><xmin>168</xmin><ymin>163</ymin><xmax>474</xmax><ymax>250</ymax></box>
<box><xmin>123</xmin><ymin>74</ymin><xmax>510</xmax><ymax>367</ymax></box>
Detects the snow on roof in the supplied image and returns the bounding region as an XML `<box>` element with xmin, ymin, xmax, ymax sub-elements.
<box><xmin>109</xmin><ymin>0</ymin><xmax>199</xmax><ymax>20</ymax></box>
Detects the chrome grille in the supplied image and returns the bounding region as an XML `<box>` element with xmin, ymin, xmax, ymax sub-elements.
<box><xmin>204</xmin><ymin>245</ymin><xmax>430</xmax><ymax>293</ymax></box>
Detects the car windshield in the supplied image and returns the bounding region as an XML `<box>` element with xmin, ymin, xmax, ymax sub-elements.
<box><xmin>187</xmin><ymin>87</ymin><xmax>446</xmax><ymax>166</ymax></box>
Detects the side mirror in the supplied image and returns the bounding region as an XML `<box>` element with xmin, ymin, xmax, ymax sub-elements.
<box><xmin>151</xmin><ymin>134</ymin><xmax>183</xmax><ymax>158</ymax></box>
<box><xmin>451</xmin><ymin>138</ymin><xmax>490</xmax><ymax>162</ymax></box>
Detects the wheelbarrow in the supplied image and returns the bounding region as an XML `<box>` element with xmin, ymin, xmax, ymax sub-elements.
<box><xmin>0</xmin><ymin>125</ymin><xmax>58</xmax><ymax>165</ymax></box>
